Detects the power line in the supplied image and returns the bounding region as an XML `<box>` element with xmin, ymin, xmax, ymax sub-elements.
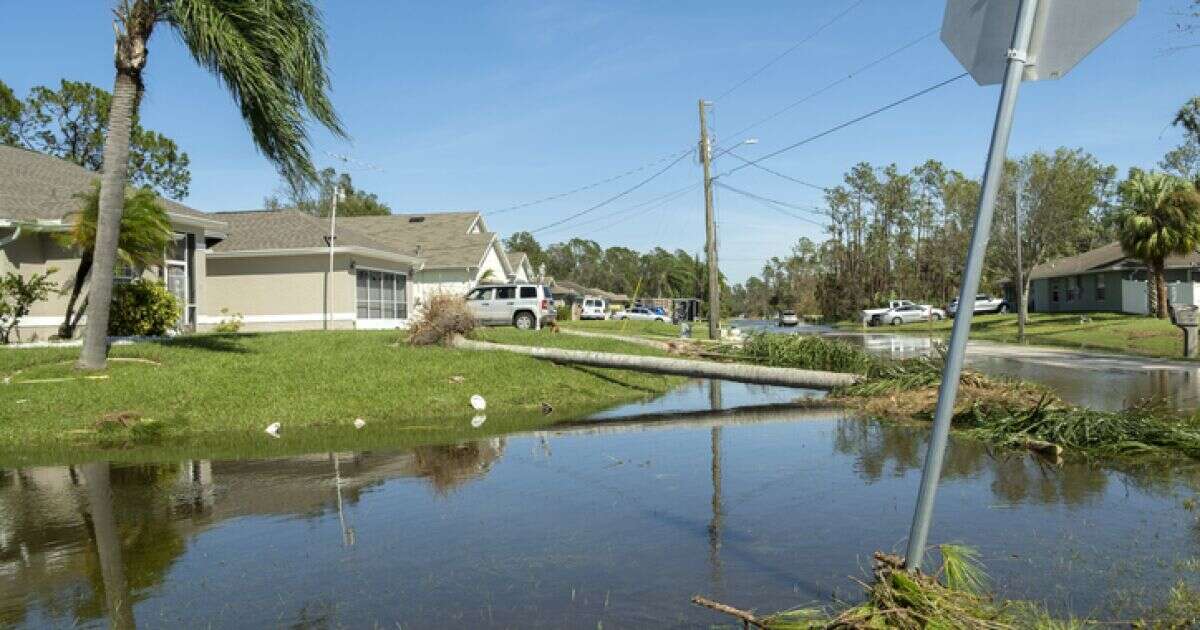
<box><xmin>717</xmin><ymin>182</ymin><xmax>827</xmax><ymax>215</ymax></box>
<box><xmin>539</xmin><ymin>182</ymin><xmax>700</xmax><ymax>236</ymax></box>
<box><xmin>486</xmin><ymin>148</ymin><xmax>693</xmax><ymax>216</ymax></box>
<box><xmin>717</xmin><ymin>183</ymin><xmax>828</xmax><ymax>228</ymax></box>
<box><xmin>529</xmin><ymin>150</ymin><xmax>693</xmax><ymax>234</ymax></box>
<box><xmin>717</xmin><ymin>72</ymin><xmax>970</xmax><ymax>179</ymax></box>
<box><xmin>725</xmin><ymin>151</ymin><xmax>828</xmax><ymax>191</ymax></box>
<box><xmin>717</xmin><ymin>28</ymin><xmax>941</xmax><ymax>144</ymax></box>
<box><xmin>571</xmin><ymin>184</ymin><xmax>700</xmax><ymax>238</ymax></box>
<box><xmin>712</xmin><ymin>0</ymin><xmax>867</xmax><ymax>103</ymax></box>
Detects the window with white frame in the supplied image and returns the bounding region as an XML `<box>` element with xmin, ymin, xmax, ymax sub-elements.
<box><xmin>356</xmin><ymin>269</ymin><xmax>407</xmax><ymax>319</ymax></box>
<box><xmin>1096</xmin><ymin>274</ymin><xmax>1106</xmax><ymax>301</ymax></box>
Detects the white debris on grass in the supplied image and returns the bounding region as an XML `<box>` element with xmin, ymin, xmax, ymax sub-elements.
<box><xmin>470</xmin><ymin>394</ymin><xmax>486</xmax><ymax>411</ymax></box>
<box><xmin>265</xmin><ymin>422</ymin><xmax>281</xmax><ymax>438</ymax></box>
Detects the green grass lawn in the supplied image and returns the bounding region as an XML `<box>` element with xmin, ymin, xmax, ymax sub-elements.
<box><xmin>0</xmin><ymin>329</ymin><xmax>683</xmax><ymax>465</ymax></box>
<box><xmin>838</xmin><ymin>312</ymin><xmax>1187</xmax><ymax>359</ymax></box>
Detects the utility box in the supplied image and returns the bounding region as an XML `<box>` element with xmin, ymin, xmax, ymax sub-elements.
<box><xmin>1170</xmin><ymin>305</ymin><xmax>1200</xmax><ymax>358</ymax></box>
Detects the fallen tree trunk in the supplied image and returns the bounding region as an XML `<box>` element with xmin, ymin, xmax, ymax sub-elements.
<box><xmin>555</xmin><ymin>328</ymin><xmax>676</xmax><ymax>351</ymax></box>
<box><xmin>450</xmin><ymin>336</ymin><xmax>860</xmax><ymax>389</ymax></box>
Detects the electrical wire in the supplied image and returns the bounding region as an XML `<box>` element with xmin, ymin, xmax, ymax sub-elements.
<box><xmin>716</xmin><ymin>28</ymin><xmax>941</xmax><ymax>145</ymax></box>
<box><xmin>539</xmin><ymin>182</ymin><xmax>700</xmax><ymax>236</ymax></box>
<box><xmin>712</xmin><ymin>0</ymin><xmax>867</xmax><ymax>103</ymax></box>
<box><xmin>486</xmin><ymin>148</ymin><xmax>693</xmax><ymax>216</ymax></box>
<box><xmin>720</xmin><ymin>186</ymin><xmax>828</xmax><ymax>228</ymax></box>
<box><xmin>725</xmin><ymin>151</ymin><xmax>828</xmax><ymax>191</ymax></box>
<box><xmin>529</xmin><ymin>150</ymin><xmax>693</xmax><ymax>233</ymax></box>
<box><xmin>716</xmin><ymin>182</ymin><xmax>828</xmax><ymax>216</ymax></box>
<box><xmin>572</xmin><ymin>184</ymin><xmax>699</xmax><ymax>238</ymax></box>
<box><xmin>716</xmin><ymin>72</ymin><xmax>970</xmax><ymax>180</ymax></box>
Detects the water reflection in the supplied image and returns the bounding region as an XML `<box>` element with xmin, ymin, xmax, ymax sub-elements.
<box><xmin>3</xmin><ymin>406</ymin><xmax>1200</xmax><ymax>626</ymax></box>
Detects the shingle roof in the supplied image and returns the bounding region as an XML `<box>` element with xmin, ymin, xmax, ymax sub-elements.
<box><xmin>1029</xmin><ymin>241</ymin><xmax>1200</xmax><ymax>280</ymax></box>
<box><xmin>340</xmin><ymin>212</ymin><xmax>497</xmax><ymax>268</ymax></box>
<box><xmin>210</xmin><ymin>209</ymin><xmax>402</xmax><ymax>254</ymax></box>
<box><xmin>0</xmin><ymin>144</ymin><xmax>219</xmax><ymax>227</ymax></box>
<box><xmin>506</xmin><ymin>250</ymin><xmax>528</xmax><ymax>269</ymax></box>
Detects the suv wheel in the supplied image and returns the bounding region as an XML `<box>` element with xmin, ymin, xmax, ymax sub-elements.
<box><xmin>891</xmin><ymin>317</ymin><xmax>903</xmax><ymax>326</ymax></box>
<box><xmin>933</xmin><ymin>313</ymin><xmax>943</xmax><ymax>321</ymax></box>
<box><xmin>514</xmin><ymin>312</ymin><xmax>536</xmax><ymax>330</ymax></box>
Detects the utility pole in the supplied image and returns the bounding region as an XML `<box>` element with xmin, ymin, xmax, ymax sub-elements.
<box><xmin>699</xmin><ymin>99</ymin><xmax>720</xmax><ymax>340</ymax></box>
<box><xmin>325</xmin><ymin>184</ymin><xmax>343</xmax><ymax>331</ymax></box>
<box><xmin>1015</xmin><ymin>171</ymin><xmax>1027</xmax><ymax>343</ymax></box>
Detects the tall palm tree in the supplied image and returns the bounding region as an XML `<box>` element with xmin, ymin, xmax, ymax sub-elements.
<box><xmin>1116</xmin><ymin>170</ymin><xmax>1200</xmax><ymax>319</ymax></box>
<box><xmin>79</xmin><ymin>0</ymin><xmax>345</xmax><ymax>369</ymax></box>
<box><xmin>57</xmin><ymin>182</ymin><xmax>174</xmax><ymax>338</ymax></box>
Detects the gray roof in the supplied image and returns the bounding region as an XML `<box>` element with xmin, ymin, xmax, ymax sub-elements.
<box><xmin>0</xmin><ymin>144</ymin><xmax>220</xmax><ymax>228</ymax></box>
<box><xmin>506</xmin><ymin>250</ymin><xmax>528</xmax><ymax>268</ymax></box>
<box><xmin>210</xmin><ymin>209</ymin><xmax>403</xmax><ymax>255</ymax></box>
<box><xmin>340</xmin><ymin>212</ymin><xmax>499</xmax><ymax>268</ymax></box>
<box><xmin>1030</xmin><ymin>241</ymin><xmax>1200</xmax><ymax>280</ymax></box>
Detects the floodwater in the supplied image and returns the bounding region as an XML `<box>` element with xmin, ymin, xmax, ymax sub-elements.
<box><xmin>3</xmin><ymin>381</ymin><xmax>1200</xmax><ymax>628</ymax></box>
<box><xmin>733</xmin><ymin>319</ymin><xmax>1200</xmax><ymax>412</ymax></box>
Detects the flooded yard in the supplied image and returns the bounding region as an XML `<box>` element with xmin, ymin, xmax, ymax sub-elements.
<box><xmin>3</xmin><ymin>381</ymin><xmax>1199</xmax><ymax>627</ymax></box>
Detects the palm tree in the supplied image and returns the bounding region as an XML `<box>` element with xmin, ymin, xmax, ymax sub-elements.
<box><xmin>1116</xmin><ymin>170</ymin><xmax>1200</xmax><ymax>319</ymax></box>
<box><xmin>57</xmin><ymin>182</ymin><xmax>173</xmax><ymax>338</ymax></box>
<box><xmin>78</xmin><ymin>0</ymin><xmax>345</xmax><ymax>369</ymax></box>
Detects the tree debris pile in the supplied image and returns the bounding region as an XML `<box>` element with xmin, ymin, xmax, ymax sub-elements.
<box><xmin>408</xmin><ymin>294</ymin><xmax>476</xmax><ymax>346</ymax></box>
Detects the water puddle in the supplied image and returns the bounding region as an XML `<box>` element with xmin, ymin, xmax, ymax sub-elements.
<box><xmin>733</xmin><ymin>319</ymin><xmax>1200</xmax><ymax>411</ymax></box>
<box><xmin>2</xmin><ymin>382</ymin><xmax>1198</xmax><ymax>627</ymax></box>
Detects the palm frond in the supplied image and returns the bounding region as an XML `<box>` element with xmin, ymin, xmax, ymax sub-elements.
<box><xmin>166</xmin><ymin>0</ymin><xmax>346</xmax><ymax>185</ymax></box>
<box><xmin>62</xmin><ymin>180</ymin><xmax>173</xmax><ymax>268</ymax></box>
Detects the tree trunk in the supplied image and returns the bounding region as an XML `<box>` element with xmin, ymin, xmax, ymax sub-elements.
<box><xmin>449</xmin><ymin>336</ymin><xmax>860</xmax><ymax>389</ymax></box>
<box><xmin>1155</xmin><ymin>262</ymin><xmax>1169</xmax><ymax>320</ymax></box>
<box><xmin>81</xmin><ymin>462</ymin><xmax>136</xmax><ymax>630</ymax></box>
<box><xmin>1018</xmin><ymin>275</ymin><xmax>1032</xmax><ymax>343</ymax></box>
<box><xmin>59</xmin><ymin>251</ymin><xmax>93</xmax><ymax>339</ymax></box>
<box><xmin>78</xmin><ymin>71</ymin><xmax>140</xmax><ymax>369</ymax></box>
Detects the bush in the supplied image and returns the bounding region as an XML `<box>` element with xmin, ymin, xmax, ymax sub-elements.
<box><xmin>556</xmin><ymin>304</ymin><xmax>571</xmax><ymax>321</ymax></box>
<box><xmin>211</xmin><ymin>308</ymin><xmax>243</xmax><ymax>333</ymax></box>
<box><xmin>735</xmin><ymin>332</ymin><xmax>881</xmax><ymax>375</ymax></box>
<box><xmin>109</xmin><ymin>279</ymin><xmax>180</xmax><ymax>337</ymax></box>
<box><xmin>409</xmin><ymin>293</ymin><xmax>475</xmax><ymax>346</ymax></box>
<box><xmin>0</xmin><ymin>269</ymin><xmax>60</xmax><ymax>344</ymax></box>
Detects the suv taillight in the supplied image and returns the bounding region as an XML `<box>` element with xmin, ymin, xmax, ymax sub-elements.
<box><xmin>540</xmin><ymin>299</ymin><xmax>548</xmax><ymax>311</ymax></box>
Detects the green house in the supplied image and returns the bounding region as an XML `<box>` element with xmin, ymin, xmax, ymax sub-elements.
<box><xmin>1019</xmin><ymin>242</ymin><xmax>1200</xmax><ymax>314</ymax></box>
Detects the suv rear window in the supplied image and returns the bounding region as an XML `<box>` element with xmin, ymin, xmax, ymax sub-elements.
<box><xmin>520</xmin><ymin>286</ymin><xmax>537</xmax><ymax>299</ymax></box>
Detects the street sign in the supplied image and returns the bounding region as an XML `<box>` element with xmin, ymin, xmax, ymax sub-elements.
<box><xmin>942</xmin><ymin>0</ymin><xmax>1138</xmax><ymax>85</ymax></box>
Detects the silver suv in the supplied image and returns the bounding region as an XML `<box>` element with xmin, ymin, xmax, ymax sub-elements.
<box><xmin>465</xmin><ymin>283</ymin><xmax>556</xmax><ymax>329</ymax></box>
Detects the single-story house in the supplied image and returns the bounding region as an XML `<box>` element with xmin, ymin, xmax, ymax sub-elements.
<box><xmin>203</xmin><ymin>209</ymin><xmax>424</xmax><ymax>331</ymax></box>
<box><xmin>1</xmin><ymin>146</ymin><xmax>543</xmax><ymax>338</ymax></box>
<box><xmin>0</xmin><ymin>145</ymin><xmax>227</xmax><ymax>341</ymax></box>
<box><xmin>1020</xmin><ymin>241</ymin><xmax>1200</xmax><ymax>314</ymax></box>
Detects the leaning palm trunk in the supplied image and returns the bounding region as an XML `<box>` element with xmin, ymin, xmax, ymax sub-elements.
<box><xmin>58</xmin><ymin>251</ymin><xmax>93</xmax><ymax>339</ymax></box>
<box><xmin>79</xmin><ymin>23</ymin><xmax>150</xmax><ymax>369</ymax></box>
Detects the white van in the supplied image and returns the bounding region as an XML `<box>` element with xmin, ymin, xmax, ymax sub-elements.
<box><xmin>580</xmin><ymin>296</ymin><xmax>607</xmax><ymax>320</ymax></box>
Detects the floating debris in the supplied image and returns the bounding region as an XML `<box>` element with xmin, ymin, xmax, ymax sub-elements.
<box><xmin>265</xmin><ymin>422</ymin><xmax>281</xmax><ymax>438</ymax></box>
<box><xmin>470</xmin><ymin>394</ymin><xmax>486</xmax><ymax>411</ymax></box>
<box><xmin>470</xmin><ymin>415</ymin><xmax>487</xmax><ymax>428</ymax></box>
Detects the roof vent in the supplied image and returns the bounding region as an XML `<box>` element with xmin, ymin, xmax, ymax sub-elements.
<box><xmin>408</xmin><ymin>216</ymin><xmax>425</xmax><ymax>223</ymax></box>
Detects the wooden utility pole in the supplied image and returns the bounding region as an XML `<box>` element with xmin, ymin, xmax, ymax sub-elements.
<box><xmin>699</xmin><ymin>99</ymin><xmax>720</xmax><ymax>340</ymax></box>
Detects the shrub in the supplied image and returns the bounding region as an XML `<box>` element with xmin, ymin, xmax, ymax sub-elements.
<box><xmin>556</xmin><ymin>304</ymin><xmax>571</xmax><ymax>321</ymax></box>
<box><xmin>409</xmin><ymin>293</ymin><xmax>475</xmax><ymax>346</ymax></box>
<box><xmin>735</xmin><ymin>332</ymin><xmax>881</xmax><ymax>375</ymax></box>
<box><xmin>109</xmin><ymin>279</ymin><xmax>180</xmax><ymax>337</ymax></box>
<box><xmin>211</xmin><ymin>308</ymin><xmax>244</xmax><ymax>333</ymax></box>
<box><xmin>0</xmin><ymin>270</ymin><xmax>60</xmax><ymax>344</ymax></box>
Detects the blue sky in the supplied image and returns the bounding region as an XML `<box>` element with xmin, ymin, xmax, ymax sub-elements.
<box><xmin>1</xmin><ymin>1</ymin><xmax>1197</xmax><ymax>282</ymax></box>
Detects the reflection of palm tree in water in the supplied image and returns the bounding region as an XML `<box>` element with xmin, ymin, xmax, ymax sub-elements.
<box><xmin>81</xmin><ymin>462</ymin><xmax>136</xmax><ymax>630</ymax></box>
<box><xmin>411</xmin><ymin>439</ymin><xmax>506</xmax><ymax>495</ymax></box>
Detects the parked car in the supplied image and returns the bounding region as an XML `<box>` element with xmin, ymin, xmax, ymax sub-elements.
<box><xmin>948</xmin><ymin>293</ymin><xmax>1009</xmax><ymax>316</ymax></box>
<box><xmin>580</xmin><ymin>296</ymin><xmax>607</xmax><ymax>320</ymax></box>
<box><xmin>876</xmin><ymin>304</ymin><xmax>946</xmax><ymax>326</ymax></box>
<box><xmin>862</xmin><ymin>300</ymin><xmax>917</xmax><ymax>326</ymax></box>
<box><xmin>614</xmin><ymin>307</ymin><xmax>667</xmax><ymax>322</ymax></box>
<box><xmin>778</xmin><ymin>310</ymin><xmax>800</xmax><ymax>326</ymax></box>
<box><xmin>465</xmin><ymin>283</ymin><xmax>556</xmax><ymax>329</ymax></box>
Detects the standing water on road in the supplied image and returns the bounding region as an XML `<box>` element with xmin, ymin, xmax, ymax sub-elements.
<box><xmin>3</xmin><ymin>381</ymin><xmax>1200</xmax><ymax>628</ymax></box>
<box><xmin>734</xmin><ymin>319</ymin><xmax>1200</xmax><ymax>411</ymax></box>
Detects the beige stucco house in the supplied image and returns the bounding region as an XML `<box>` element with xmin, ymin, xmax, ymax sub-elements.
<box><xmin>2</xmin><ymin>145</ymin><xmax>536</xmax><ymax>338</ymax></box>
<box><xmin>0</xmin><ymin>145</ymin><xmax>226</xmax><ymax>341</ymax></box>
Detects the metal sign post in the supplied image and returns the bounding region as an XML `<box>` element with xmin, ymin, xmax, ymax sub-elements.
<box><xmin>904</xmin><ymin>0</ymin><xmax>1137</xmax><ymax>571</ymax></box>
